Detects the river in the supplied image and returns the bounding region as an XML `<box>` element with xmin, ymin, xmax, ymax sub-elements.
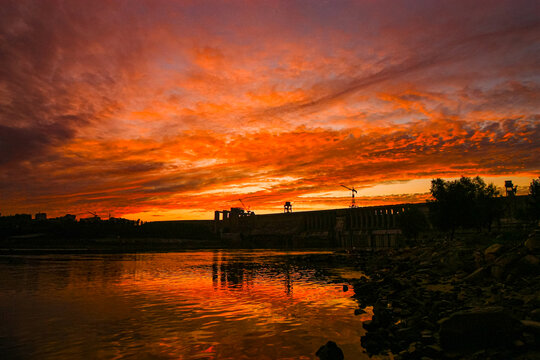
<box><xmin>0</xmin><ymin>251</ymin><xmax>372</xmax><ymax>359</ymax></box>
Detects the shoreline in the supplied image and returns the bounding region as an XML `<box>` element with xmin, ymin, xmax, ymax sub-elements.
<box><xmin>342</xmin><ymin>228</ymin><xmax>540</xmax><ymax>359</ymax></box>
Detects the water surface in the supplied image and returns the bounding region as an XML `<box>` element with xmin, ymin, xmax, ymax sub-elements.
<box><xmin>0</xmin><ymin>251</ymin><xmax>371</xmax><ymax>359</ymax></box>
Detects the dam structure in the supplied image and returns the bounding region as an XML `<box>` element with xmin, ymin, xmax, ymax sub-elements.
<box><xmin>214</xmin><ymin>203</ymin><xmax>429</xmax><ymax>249</ymax></box>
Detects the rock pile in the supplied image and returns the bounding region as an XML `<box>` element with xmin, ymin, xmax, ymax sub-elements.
<box><xmin>351</xmin><ymin>228</ymin><xmax>540</xmax><ymax>359</ymax></box>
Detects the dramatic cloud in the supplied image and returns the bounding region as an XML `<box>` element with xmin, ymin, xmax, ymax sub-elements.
<box><xmin>1</xmin><ymin>0</ymin><xmax>539</xmax><ymax>219</ymax></box>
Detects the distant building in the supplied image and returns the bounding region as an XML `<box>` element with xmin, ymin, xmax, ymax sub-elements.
<box><xmin>0</xmin><ymin>214</ymin><xmax>32</xmax><ymax>226</ymax></box>
<box><xmin>47</xmin><ymin>214</ymin><xmax>77</xmax><ymax>223</ymax></box>
<box><xmin>109</xmin><ymin>217</ymin><xmax>136</xmax><ymax>225</ymax></box>
<box><xmin>80</xmin><ymin>215</ymin><xmax>101</xmax><ymax>223</ymax></box>
<box><xmin>35</xmin><ymin>212</ymin><xmax>47</xmax><ymax>221</ymax></box>
<box><xmin>64</xmin><ymin>214</ymin><xmax>76</xmax><ymax>221</ymax></box>
<box><xmin>15</xmin><ymin>214</ymin><xmax>32</xmax><ymax>221</ymax></box>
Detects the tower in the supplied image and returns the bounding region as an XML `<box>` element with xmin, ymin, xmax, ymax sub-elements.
<box><xmin>284</xmin><ymin>201</ymin><xmax>292</xmax><ymax>213</ymax></box>
<box><xmin>505</xmin><ymin>180</ymin><xmax>517</xmax><ymax>196</ymax></box>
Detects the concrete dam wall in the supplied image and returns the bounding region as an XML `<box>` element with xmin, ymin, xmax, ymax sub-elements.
<box><xmin>214</xmin><ymin>203</ymin><xmax>429</xmax><ymax>249</ymax></box>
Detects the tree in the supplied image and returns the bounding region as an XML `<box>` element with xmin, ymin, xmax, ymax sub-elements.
<box><xmin>429</xmin><ymin>176</ymin><xmax>502</xmax><ymax>238</ymax></box>
<box><xmin>399</xmin><ymin>206</ymin><xmax>428</xmax><ymax>241</ymax></box>
<box><xmin>528</xmin><ymin>177</ymin><xmax>540</xmax><ymax>222</ymax></box>
<box><xmin>476</xmin><ymin>180</ymin><xmax>503</xmax><ymax>232</ymax></box>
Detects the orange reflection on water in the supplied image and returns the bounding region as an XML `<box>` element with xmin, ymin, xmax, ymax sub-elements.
<box><xmin>112</xmin><ymin>251</ymin><xmax>370</xmax><ymax>359</ymax></box>
<box><xmin>0</xmin><ymin>251</ymin><xmax>372</xmax><ymax>360</ymax></box>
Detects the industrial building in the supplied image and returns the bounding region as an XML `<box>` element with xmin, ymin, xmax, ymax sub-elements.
<box><xmin>213</xmin><ymin>203</ymin><xmax>429</xmax><ymax>248</ymax></box>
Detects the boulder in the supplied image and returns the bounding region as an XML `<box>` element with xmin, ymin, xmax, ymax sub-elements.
<box><xmin>361</xmin><ymin>330</ymin><xmax>390</xmax><ymax>355</ymax></box>
<box><xmin>484</xmin><ymin>244</ymin><xmax>504</xmax><ymax>262</ymax></box>
<box><xmin>514</xmin><ymin>255</ymin><xmax>540</xmax><ymax>277</ymax></box>
<box><xmin>521</xmin><ymin>320</ymin><xmax>540</xmax><ymax>335</ymax></box>
<box><xmin>354</xmin><ymin>308</ymin><xmax>366</xmax><ymax>315</ymax></box>
<box><xmin>530</xmin><ymin>308</ymin><xmax>540</xmax><ymax>322</ymax></box>
<box><xmin>423</xmin><ymin>344</ymin><xmax>443</xmax><ymax>358</ymax></box>
<box><xmin>439</xmin><ymin>250</ymin><xmax>466</xmax><ymax>273</ymax></box>
<box><xmin>463</xmin><ymin>266</ymin><xmax>488</xmax><ymax>283</ymax></box>
<box><xmin>521</xmin><ymin>320</ymin><xmax>540</xmax><ymax>346</ymax></box>
<box><xmin>491</xmin><ymin>253</ymin><xmax>521</xmax><ymax>280</ymax></box>
<box><xmin>525</xmin><ymin>231</ymin><xmax>540</xmax><ymax>253</ymax></box>
<box><xmin>396</xmin><ymin>327</ymin><xmax>418</xmax><ymax>343</ymax></box>
<box><xmin>439</xmin><ymin>307</ymin><xmax>522</xmax><ymax>351</ymax></box>
<box><xmin>316</xmin><ymin>341</ymin><xmax>344</xmax><ymax>360</ymax></box>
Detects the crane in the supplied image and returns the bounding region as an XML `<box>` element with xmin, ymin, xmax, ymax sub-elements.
<box><xmin>341</xmin><ymin>185</ymin><xmax>358</xmax><ymax>208</ymax></box>
<box><xmin>238</xmin><ymin>199</ymin><xmax>250</xmax><ymax>212</ymax></box>
<box><xmin>238</xmin><ymin>199</ymin><xmax>255</xmax><ymax>215</ymax></box>
<box><xmin>83</xmin><ymin>211</ymin><xmax>101</xmax><ymax>222</ymax></box>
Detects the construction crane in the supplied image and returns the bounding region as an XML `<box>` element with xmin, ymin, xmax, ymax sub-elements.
<box><xmin>341</xmin><ymin>185</ymin><xmax>358</xmax><ymax>208</ymax></box>
<box><xmin>238</xmin><ymin>199</ymin><xmax>250</xmax><ymax>212</ymax></box>
<box><xmin>82</xmin><ymin>211</ymin><xmax>101</xmax><ymax>222</ymax></box>
<box><xmin>238</xmin><ymin>199</ymin><xmax>255</xmax><ymax>215</ymax></box>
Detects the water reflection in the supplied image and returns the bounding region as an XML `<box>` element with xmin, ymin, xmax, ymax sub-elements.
<box><xmin>210</xmin><ymin>252</ymin><xmax>294</xmax><ymax>296</ymax></box>
<box><xmin>0</xmin><ymin>251</ymin><xmax>370</xmax><ymax>359</ymax></box>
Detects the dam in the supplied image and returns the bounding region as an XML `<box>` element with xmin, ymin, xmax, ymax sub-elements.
<box><xmin>213</xmin><ymin>203</ymin><xmax>429</xmax><ymax>249</ymax></box>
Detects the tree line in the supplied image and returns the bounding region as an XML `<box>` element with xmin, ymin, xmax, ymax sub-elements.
<box><xmin>399</xmin><ymin>176</ymin><xmax>540</xmax><ymax>240</ymax></box>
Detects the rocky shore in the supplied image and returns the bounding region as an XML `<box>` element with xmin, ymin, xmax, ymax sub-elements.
<box><xmin>347</xmin><ymin>227</ymin><xmax>540</xmax><ymax>359</ymax></box>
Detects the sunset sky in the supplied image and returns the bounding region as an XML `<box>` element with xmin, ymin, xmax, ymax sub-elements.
<box><xmin>1</xmin><ymin>0</ymin><xmax>539</xmax><ymax>221</ymax></box>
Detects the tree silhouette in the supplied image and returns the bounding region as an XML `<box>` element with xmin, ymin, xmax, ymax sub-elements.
<box><xmin>528</xmin><ymin>177</ymin><xmax>540</xmax><ymax>222</ymax></box>
<box><xmin>399</xmin><ymin>206</ymin><xmax>428</xmax><ymax>241</ymax></box>
<box><xmin>429</xmin><ymin>176</ymin><xmax>502</xmax><ymax>239</ymax></box>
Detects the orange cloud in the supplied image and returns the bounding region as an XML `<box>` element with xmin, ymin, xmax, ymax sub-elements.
<box><xmin>1</xmin><ymin>0</ymin><xmax>539</xmax><ymax>220</ymax></box>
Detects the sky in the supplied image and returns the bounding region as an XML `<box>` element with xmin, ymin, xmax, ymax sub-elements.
<box><xmin>1</xmin><ymin>0</ymin><xmax>539</xmax><ymax>221</ymax></box>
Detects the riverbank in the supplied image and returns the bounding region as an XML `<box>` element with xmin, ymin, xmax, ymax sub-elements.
<box><xmin>342</xmin><ymin>228</ymin><xmax>540</xmax><ymax>359</ymax></box>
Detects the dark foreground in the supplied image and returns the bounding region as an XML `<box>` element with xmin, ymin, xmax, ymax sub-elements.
<box><xmin>312</xmin><ymin>227</ymin><xmax>540</xmax><ymax>359</ymax></box>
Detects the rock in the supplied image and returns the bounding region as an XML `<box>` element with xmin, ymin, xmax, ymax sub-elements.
<box><xmin>473</xmin><ymin>250</ymin><xmax>484</xmax><ymax>268</ymax></box>
<box><xmin>421</xmin><ymin>329</ymin><xmax>435</xmax><ymax>345</ymax></box>
<box><xmin>423</xmin><ymin>344</ymin><xmax>442</xmax><ymax>358</ymax></box>
<box><xmin>523</xmin><ymin>254</ymin><xmax>540</xmax><ymax>266</ymax></box>
<box><xmin>525</xmin><ymin>231</ymin><xmax>540</xmax><ymax>253</ymax></box>
<box><xmin>407</xmin><ymin>341</ymin><xmax>417</xmax><ymax>354</ymax></box>
<box><xmin>396</xmin><ymin>327</ymin><xmax>418</xmax><ymax>343</ymax></box>
<box><xmin>521</xmin><ymin>320</ymin><xmax>540</xmax><ymax>335</ymax></box>
<box><xmin>315</xmin><ymin>341</ymin><xmax>344</xmax><ymax>360</ymax></box>
<box><xmin>491</xmin><ymin>253</ymin><xmax>521</xmax><ymax>280</ymax></box>
<box><xmin>362</xmin><ymin>320</ymin><xmax>375</xmax><ymax>331</ymax></box>
<box><xmin>463</xmin><ymin>266</ymin><xmax>488</xmax><ymax>283</ymax></box>
<box><xmin>530</xmin><ymin>308</ymin><xmax>540</xmax><ymax>321</ymax></box>
<box><xmin>439</xmin><ymin>252</ymin><xmax>466</xmax><ymax>273</ymax></box>
<box><xmin>514</xmin><ymin>255</ymin><xmax>540</xmax><ymax>277</ymax></box>
<box><xmin>354</xmin><ymin>308</ymin><xmax>366</xmax><ymax>315</ymax></box>
<box><xmin>521</xmin><ymin>320</ymin><xmax>540</xmax><ymax>347</ymax></box>
<box><xmin>361</xmin><ymin>330</ymin><xmax>389</xmax><ymax>355</ymax></box>
<box><xmin>438</xmin><ymin>307</ymin><xmax>523</xmax><ymax>351</ymax></box>
<box><xmin>484</xmin><ymin>244</ymin><xmax>504</xmax><ymax>262</ymax></box>
<box><xmin>513</xmin><ymin>339</ymin><xmax>525</xmax><ymax>348</ymax></box>
<box><xmin>491</xmin><ymin>265</ymin><xmax>504</xmax><ymax>281</ymax></box>
<box><xmin>526</xmin><ymin>291</ymin><xmax>540</xmax><ymax>308</ymax></box>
